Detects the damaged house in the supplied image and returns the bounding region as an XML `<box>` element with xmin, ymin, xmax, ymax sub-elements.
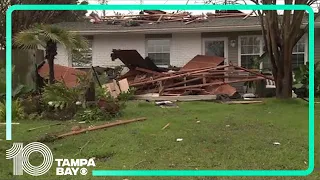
<box><xmin>50</xmin><ymin>10</ymin><xmax>315</xmax><ymax>96</ymax></box>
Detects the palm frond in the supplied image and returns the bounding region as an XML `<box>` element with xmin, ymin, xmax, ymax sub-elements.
<box><xmin>13</xmin><ymin>30</ymin><xmax>43</xmax><ymax>49</ymax></box>
<box><xmin>72</xmin><ymin>34</ymin><xmax>89</xmax><ymax>50</ymax></box>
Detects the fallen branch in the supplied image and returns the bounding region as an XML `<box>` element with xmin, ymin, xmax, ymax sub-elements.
<box><xmin>57</xmin><ymin>117</ymin><xmax>147</xmax><ymax>139</ymax></box>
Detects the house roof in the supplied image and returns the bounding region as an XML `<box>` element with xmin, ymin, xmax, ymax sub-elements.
<box><xmin>55</xmin><ymin>15</ymin><xmax>319</xmax><ymax>34</ymax></box>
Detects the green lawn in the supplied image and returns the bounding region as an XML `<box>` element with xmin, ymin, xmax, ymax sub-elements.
<box><xmin>0</xmin><ymin>99</ymin><xmax>319</xmax><ymax>180</ymax></box>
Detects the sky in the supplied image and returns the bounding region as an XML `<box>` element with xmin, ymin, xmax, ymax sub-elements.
<box><xmin>85</xmin><ymin>0</ymin><xmax>320</xmax><ymax>16</ymax></box>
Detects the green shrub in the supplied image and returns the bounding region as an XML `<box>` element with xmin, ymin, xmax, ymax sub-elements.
<box><xmin>42</xmin><ymin>82</ymin><xmax>80</xmax><ymax>106</ymax></box>
<box><xmin>117</xmin><ymin>87</ymin><xmax>136</xmax><ymax>102</ymax></box>
<box><xmin>0</xmin><ymin>100</ymin><xmax>25</xmax><ymax>122</ymax></box>
<box><xmin>75</xmin><ymin>107</ymin><xmax>107</xmax><ymax>122</ymax></box>
<box><xmin>294</xmin><ymin>61</ymin><xmax>320</xmax><ymax>97</ymax></box>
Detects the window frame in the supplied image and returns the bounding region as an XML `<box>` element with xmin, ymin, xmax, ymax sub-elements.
<box><xmin>145</xmin><ymin>38</ymin><xmax>171</xmax><ymax>68</ymax></box>
<box><xmin>201</xmin><ymin>37</ymin><xmax>229</xmax><ymax>64</ymax></box>
<box><xmin>292</xmin><ymin>36</ymin><xmax>308</xmax><ymax>69</ymax></box>
<box><xmin>237</xmin><ymin>35</ymin><xmax>264</xmax><ymax>70</ymax></box>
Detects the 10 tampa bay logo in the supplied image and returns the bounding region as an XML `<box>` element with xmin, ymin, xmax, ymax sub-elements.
<box><xmin>6</xmin><ymin>142</ymin><xmax>96</xmax><ymax>176</ymax></box>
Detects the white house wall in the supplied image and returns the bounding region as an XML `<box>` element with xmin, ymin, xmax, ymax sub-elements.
<box><xmin>55</xmin><ymin>44</ymin><xmax>70</xmax><ymax>67</ymax></box>
<box><xmin>170</xmin><ymin>33</ymin><xmax>201</xmax><ymax>67</ymax></box>
<box><xmin>92</xmin><ymin>34</ymin><xmax>145</xmax><ymax>67</ymax></box>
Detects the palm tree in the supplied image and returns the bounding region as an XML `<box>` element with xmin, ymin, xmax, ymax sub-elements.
<box><xmin>13</xmin><ymin>24</ymin><xmax>88</xmax><ymax>84</ymax></box>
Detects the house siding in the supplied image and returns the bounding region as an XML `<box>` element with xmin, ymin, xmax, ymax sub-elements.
<box><xmin>92</xmin><ymin>34</ymin><xmax>146</xmax><ymax>67</ymax></box>
<box><xmin>171</xmin><ymin>33</ymin><xmax>202</xmax><ymax>67</ymax></box>
<box><xmin>55</xmin><ymin>44</ymin><xmax>71</xmax><ymax>67</ymax></box>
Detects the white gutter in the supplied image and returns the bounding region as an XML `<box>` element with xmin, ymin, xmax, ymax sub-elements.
<box><xmin>68</xmin><ymin>22</ymin><xmax>320</xmax><ymax>35</ymax></box>
<box><xmin>70</xmin><ymin>25</ymin><xmax>263</xmax><ymax>35</ymax></box>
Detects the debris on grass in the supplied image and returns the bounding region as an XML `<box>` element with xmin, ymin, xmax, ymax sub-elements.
<box><xmin>114</xmin><ymin>50</ymin><xmax>273</xmax><ymax>100</ymax></box>
<box><xmin>222</xmin><ymin>100</ymin><xmax>263</xmax><ymax>104</ymax></box>
<box><xmin>226</xmin><ymin>125</ymin><xmax>230</xmax><ymax>127</ymax></box>
<box><xmin>155</xmin><ymin>101</ymin><xmax>179</xmax><ymax>108</ymax></box>
<box><xmin>161</xmin><ymin>123</ymin><xmax>170</xmax><ymax>130</ymax></box>
<box><xmin>56</xmin><ymin>117</ymin><xmax>147</xmax><ymax>139</ymax></box>
<box><xmin>176</xmin><ymin>138</ymin><xmax>183</xmax><ymax>142</ymax></box>
<box><xmin>196</xmin><ymin>120</ymin><xmax>201</xmax><ymax>123</ymax></box>
<box><xmin>273</xmin><ymin>142</ymin><xmax>281</xmax><ymax>145</ymax></box>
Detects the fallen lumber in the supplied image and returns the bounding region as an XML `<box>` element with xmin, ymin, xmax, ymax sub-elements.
<box><xmin>57</xmin><ymin>117</ymin><xmax>146</xmax><ymax>139</ymax></box>
<box><xmin>164</xmin><ymin>77</ymin><xmax>203</xmax><ymax>88</ymax></box>
<box><xmin>161</xmin><ymin>123</ymin><xmax>170</xmax><ymax>130</ymax></box>
<box><xmin>230</xmin><ymin>64</ymin><xmax>274</xmax><ymax>81</ymax></box>
<box><xmin>163</xmin><ymin>77</ymin><xmax>264</xmax><ymax>91</ymax></box>
<box><xmin>222</xmin><ymin>100</ymin><xmax>263</xmax><ymax>104</ymax></box>
<box><xmin>130</xmin><ymin>65</ymin><xmax>229</xmax><ymax>86</ymax></box>
<box><xmin>134</xmin><ymin>95</ymin><xmax>216</xmax><ymax>101</ymax></box>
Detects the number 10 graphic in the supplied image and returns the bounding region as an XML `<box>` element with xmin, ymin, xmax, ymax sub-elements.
<box><xmin>6</xmin><ymin>142</ymin><xmax>53</xmax><ymax>176</ymax></box>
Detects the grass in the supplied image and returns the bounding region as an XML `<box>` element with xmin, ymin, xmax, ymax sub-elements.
<box><xmin>0</xmin><ymin>99</ymin><xmax>319</xmax><ymax>180</ymax></box>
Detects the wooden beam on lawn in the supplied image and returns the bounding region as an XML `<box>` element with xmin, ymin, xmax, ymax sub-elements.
<box><xmin>163</xmin><ymin>77</ymin><xmax>264</xmax><ymax>91</ymax></box>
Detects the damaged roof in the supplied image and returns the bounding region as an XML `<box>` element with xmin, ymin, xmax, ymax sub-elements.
<box><xmin>54</xmin><ymin>15</ymin><xmax>317</xmax><ymax>34</ymax></box>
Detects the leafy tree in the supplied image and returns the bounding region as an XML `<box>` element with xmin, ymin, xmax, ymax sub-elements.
<box><xmin>0</xmin><ymin>0</ymin><xmax>88</xmax><ymax>49</ymax></box>
<box><xmin>204</xmin><ymin>0</ymin><xmax>319</xmax><ymax>98</ymax></box>
<box><xmin>13</xmin><ymin>24</ymin><xmax>88</xmax><ymax>84</ymax></box>
<box><xmin>249</xmin><ymin>0</ymin><xmax>319</xmax><ymax>98</ymax></box>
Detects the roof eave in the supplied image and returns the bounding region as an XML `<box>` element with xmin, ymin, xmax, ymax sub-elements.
<box><xmin>67</xmin><ymin>22</ymin><xmax>320</xmax><ymax>35</ymax></box>
<box><xmin>70</xmin><ymin>25</ymin><xmax>263</xmax><ymax>35</ymax></box>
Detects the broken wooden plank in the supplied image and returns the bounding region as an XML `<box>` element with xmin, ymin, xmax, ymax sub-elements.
<box><xmin>230</xmin><ymin>64</ymin><xmax>274</xmax><ymax>81</ymax></box>
<box><xmin>163</xmin><ymin>77</ymin><xmax>264</xmax><ymax>91</ymax></box>
<box><xmin>118</xmin><ymin>78</ymin><xmax>130</xmax><ymax>93</ymax></box>
<box><xmin>222</xmin><ymin>100</ymin><xmax>263</xmax><ymax>104</ymax></box>
<box><xmin>57</xmin><ymin>118</ymin><xmax>147</xmax><ymax>139</ymax></box>
<box><xmin>161</xmin><ymin>123</ymin><xmax>170</xmax><ymax>130</ymax></box>
<box><xmin>103</xmin><ymin>80</ymin><xmax>121</xmax><ymax>98</ymax></box>
<box><xmin>130</xmin><ymin>65</ymin><xmax>229</xmax><ymax>87</ymax></box>
<box><xmin>134</xmin><ymin>95</ymin><xmax>216</xmax><ymax>101</ymax></box>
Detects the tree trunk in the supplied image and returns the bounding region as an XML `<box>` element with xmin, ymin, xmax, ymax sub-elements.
<box><xmin>274</xmin><ymin>48</ymin><xmax>293</xmax><ymax>99</ymax></box>
<box><xmin>45</xmin><ymin>40</ymin><xmax>57</xmax><ymax>84</ymax></box>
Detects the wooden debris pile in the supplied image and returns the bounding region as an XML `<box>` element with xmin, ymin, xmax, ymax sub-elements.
<box><xmin>89</xmin><ymin>10</ymin><xmax>247</xmax><ymax>26</ymax></box>
<box><xmin>115</xmin><ymin>54</ymin><xmax>274</xmax><ymax>97</ymax></box>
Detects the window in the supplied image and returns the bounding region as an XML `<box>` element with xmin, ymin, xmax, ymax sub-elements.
<box><xmin>72</xmin><ymin>36</ymin><xmax>93</xmax><ymax>68</ymax></box>
<box><xmin>292</xmin><ymin>38</ymin><xmax>306</xmax><ymax>70</ymax></box>
<box><xmin>146</xmin><ymin>39</ymin><xmax>170</xmax><ymax>66</ymax></box>
<box><xmin>239</xmin><ymin>36</ymin><xmax>264</xmax><ymax>69</ymax></box>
